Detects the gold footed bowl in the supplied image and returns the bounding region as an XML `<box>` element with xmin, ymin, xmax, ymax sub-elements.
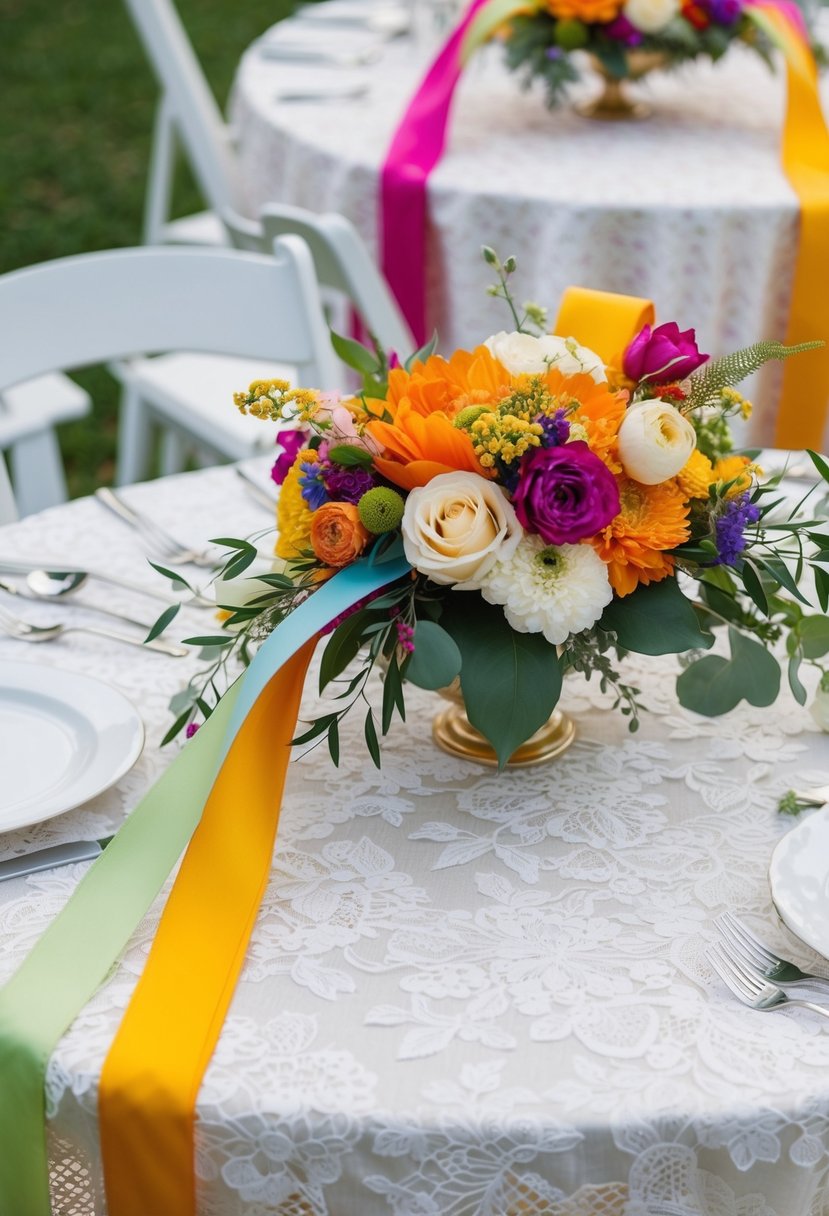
<box><xmin>432</xmin><ymin>679</ymin><xmax>576</xmax><ymax>768</ymax></box>
<box><xmin>574</xmin><ymin>51</ymin><xmax>669</xmax><ymax>121</ymax></box>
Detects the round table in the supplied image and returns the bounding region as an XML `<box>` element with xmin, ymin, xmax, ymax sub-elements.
<box><xmin>231</xmin><ymin>10</ymin><xmax>829</xmax><ymax>444</ymax></box>
<box><xmin>2</xmin><ymin>465</ymin><xmax>829</xmax><ymax>1215</ymax></box>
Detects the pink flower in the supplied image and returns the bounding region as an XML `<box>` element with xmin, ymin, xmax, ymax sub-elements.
<box><xmin>271</xmin><ymin>429</ymin><xmax>308</xmax><ymax>486</ymax></box>
<box><xmin>622</xmin><ymin>322</ymin><xmax>708</xmax><ymax>384</ymax></box>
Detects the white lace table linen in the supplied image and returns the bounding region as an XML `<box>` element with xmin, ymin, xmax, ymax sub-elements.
<box><xmin>1</xmin><ymin>464</ymin><xmax>829</xmax><ymax>1216</ymax></box>
<box><xmin>230</xmin><ymin>17</ymin><xmax>829</xmax><ymax>446</ymax></box>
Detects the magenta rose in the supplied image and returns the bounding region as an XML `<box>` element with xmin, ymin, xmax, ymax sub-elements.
<box><xmin>513</xmin><ymin>442</ymin><xmax>620</xmax><ymax>544</ymax></box>
<box><xmin>622</xmin><ymin>322</ymin><xmax>708</xmax><ymax>384</ymax></box>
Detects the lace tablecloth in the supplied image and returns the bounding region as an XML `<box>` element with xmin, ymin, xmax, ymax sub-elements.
<box><xmin>2</xmin><ymin>464</ymin><xmax>829</xmax><ymax>1216</ymax></box>
<box><xmin>231</xmin><ymin>15</ymin><xmax>829</xmax><ymax>444</ymax></box>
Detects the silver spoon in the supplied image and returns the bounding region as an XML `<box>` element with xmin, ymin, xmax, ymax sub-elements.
<box><xmin>0</xmin><ymin>562</ymin><xmax>214</xmax><ymax>609</ymax></box>
<box><xmin>0</xmin><ymin>603</ymin><xmax>188</xmax><ymax>658</ymax></box>
<box><xmin>12</xmin><ymin>571</ymin><xmax>155</xmax><ymax>630</ymax></box>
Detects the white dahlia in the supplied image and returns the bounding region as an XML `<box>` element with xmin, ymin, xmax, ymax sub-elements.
<box><xmin>479</xmin><ymin>535</ymin><xmax>613</xmax><ymax>645</ymax></box>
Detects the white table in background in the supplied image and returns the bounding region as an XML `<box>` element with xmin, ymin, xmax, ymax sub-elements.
<box><xmin>1</xmin><ymin>465</ymin><xmax>829</xmax><ymax>1214</ymax></box>
<box><xmin>231</xmin><ymin>12</ymin><xmax>829</xmax><ymax>445</ymax></box>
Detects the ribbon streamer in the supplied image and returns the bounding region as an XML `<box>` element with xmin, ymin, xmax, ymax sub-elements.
<box><xmin>380</xmin><ymin>0</ymin><xmax>490</xmax><ymax>346</ymax></box>
<box><xmin>0</xmin><ymin>554</ymin><xmax>410</xmax><ymax>1216</ymax></box>
<box><xmin>554</xmin><ymin>286</ymin><xmax>655</xmax><ymax>367</ymax></box>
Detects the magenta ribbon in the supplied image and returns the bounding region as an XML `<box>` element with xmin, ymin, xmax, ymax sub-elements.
<box><xmin>380</xmin><ymin>0</ymin><xmax>489</xmax><ymax>345</ymax></box>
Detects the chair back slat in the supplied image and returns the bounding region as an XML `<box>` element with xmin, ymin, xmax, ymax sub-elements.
<box><xmin>122</xmin><ymin>0</ymin><xmax>241</xmax><ymax>213</ymax></box>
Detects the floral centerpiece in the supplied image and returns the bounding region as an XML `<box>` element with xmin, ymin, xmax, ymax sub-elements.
<box><xmin>462</xmin><ymin>0</ymin><xmax>820</xmax><ymax>116</ymax></box>
<box><xmin>163</xmin><ymin>250</ymin><xmax>829</xmax><ymax>770</ymax></box>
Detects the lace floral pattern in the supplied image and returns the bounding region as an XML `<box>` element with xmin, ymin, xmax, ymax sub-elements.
<box><xmin>1</xmin><ymin>465</ymin><xmax>829</xmax><ymax>1215</ymax></box>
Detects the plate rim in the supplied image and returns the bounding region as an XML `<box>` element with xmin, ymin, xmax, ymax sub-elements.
<box><xmin>0</xmin><ymin>659</ymin><xmax>145</xmax><ymax>832</ymax></box>
<box><xmin>768</xmin><ymin>806</ymin><xmax>829</xmax><ymax>957</ymax></box>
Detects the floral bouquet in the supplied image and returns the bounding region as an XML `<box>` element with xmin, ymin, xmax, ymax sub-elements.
<box><xmin>165</xmin><ymin>250</ymin><xmax>829</xmax><ymax>770</ymax></box>
<box><xmin>462</xmin><ymin>0</ymin><xmax>820</xmax><ymax>113</ymax></box>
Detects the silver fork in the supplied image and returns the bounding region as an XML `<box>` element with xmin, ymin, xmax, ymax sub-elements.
<box><xmin>94</xmin><ymin>487</ymin><xmax>218</xmax><ymax>568</ymax></box>
<box><xmin>707</xmin><ymin>944</ymin><xmax>829</xmax><ymax>1019</ymax></box>
<box><xmin>0</xmin><ymin>603</ymin><xmax>187</xmax><ymax>658</ymax></box>
<box><xmin>715</xmin><ymin>911</ymin><xmax>829</xmax><ymax>995</ymax></box>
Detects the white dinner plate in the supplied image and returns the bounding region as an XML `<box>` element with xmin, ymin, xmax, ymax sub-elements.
<box><xmin>769</xmin><ymin>807</ymin><xmax>829</xmax><ymax>958</ymax></box>
<box><xmin>0</xmin><ymin>661</ymin><xmax>144</xmax><ymax>833</ymax></box>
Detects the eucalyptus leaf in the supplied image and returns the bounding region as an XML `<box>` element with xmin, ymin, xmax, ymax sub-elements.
<box><xmin>676</xmin><ymin>626</ymin><xmax>780</xmax><ymax>716</ymax></box>
<box><xmin>330</xmin><ymin>330</ymin><xmax>380</xmax><ymax>376</ymax></box>
<box><xmin>404</xmin><ymin>621</ymin><xmax>462</xmax><ymax>691</ymax></box>
<box><xmin>145</xmin><ymin>601</ymin><xmax>180</xmax><ymax>643</ymax></box>
<box><xmin>798</xmin><ymin>616</ymin><xmax>829</xmax><ymax>659</ymax></box>
<box><xmin>788</xmin><ymin>655</ymin><xmax>808</xmax><ymax>706</ymax></box>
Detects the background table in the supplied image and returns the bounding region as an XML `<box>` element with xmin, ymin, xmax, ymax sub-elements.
<box><xmin>231</xmin><ymin>16</ymin><xmax>829</xmax><ymax>446</ymax></box>
<box><xmin>2</xmin><ymin>465</ymin><xmax>829</xmax><ymax>1215</ymax></box>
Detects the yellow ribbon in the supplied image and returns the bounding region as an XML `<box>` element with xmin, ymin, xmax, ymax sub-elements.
<box><xmin>755</xmin><ymin>4</ymin><xmax>829</xmax><ymax>449</ymax></box>
<box><xmin>99</xmin><ymin>638</ymin><xmax>317</xmax><ymax>1216</ymax></box>
<box><xmin>554</xmin><ymin>285</ymin><xmax>655</xmax><ymax>368</ymax></box>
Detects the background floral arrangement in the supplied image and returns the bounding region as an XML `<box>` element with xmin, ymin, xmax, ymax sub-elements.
<box><xmin>465</xmin><ymin>0</ymin><xmax>819</xmax><ymax>108</ymax></box>
<box><xmin>160</xmin><ymin>250</ymin><xmax>829</xmax><ymax>769</ymax></box>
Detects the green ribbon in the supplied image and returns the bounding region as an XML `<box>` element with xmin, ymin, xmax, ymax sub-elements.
<box><xmin>0</xmin><ymin>683</ymin><xmax>240</xmax><ymax>1215</ymax></box>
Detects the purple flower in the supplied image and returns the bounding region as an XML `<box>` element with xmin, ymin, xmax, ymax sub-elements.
<box><xmin>300</xmin><ymin>461</ymin><xmax>329</xmax><ymax>509</ymax></box>
<box><xmin>513</xmin><ymin>441</ymin><xmax>620</xmax><ymax>545</ymax></box>
<box><xmin>324</xmin><ymin>465</ymin><xmax>376</xmax><ymax>504</ymax></box>
<box><xmin>623</xmin><ymin>322</ymin><xmax>709</xmax><ymax>385</ymax></box>
<box><xmin>714</xmin><ymin>493</ymin><xmax>760</xmax><ymax>565</ymax></box>
<box><xmin>603</xmin><ymin>14</ymin><xmax>644</xmax><ymax>44</ymax></box>
<box><xmin>271</xmin><ymin>428</ymin><xmax>308</xmax><ymax>486</ymax></box>
<box><xmin>703</xmin><ymin>0</ymin><xmax>742</xmax><ymax>23</ymax></box>
<box><xmin>536</xmin><ymin>409</ymin><xmax>571</xmax><ymax>448</ymax></box>
<box><xmin>185</xmin><ymin>722</ymin><xmax>200</xmax><ymax>739</ymax></box>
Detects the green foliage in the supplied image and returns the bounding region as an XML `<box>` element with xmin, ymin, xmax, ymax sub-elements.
<box><xmin>404</xmin><ymin>621</ymin><xmax>462</xmax><ymax>691</ymax></box>
<box><xmin>599</xmin><ymin>578</ymin><xmax>713</xmax><ymax>655</ymax></box>
<box><xmin>686</xmin><ymin>341</ymin><xmax>822</xmax><ymax>412</ymax></box>
<box><xmin>677</xmin><ymin>626</ymin><xmax>780</xmax><ymax>716</ymax></box>
<box><xmin>442</xmin><ymin>597</ymin><xmax>563</xmax><ymax>769</ymax></box>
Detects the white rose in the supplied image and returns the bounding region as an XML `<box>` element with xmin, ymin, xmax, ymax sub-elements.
<box><xmin>623</xmin><ymin>0</ymin><xmax>680</xmax><ymax>32</ymax></box>
<box><xmin>484</xmin><ymin>331</ymin><xmax>606</xmax><ymax>383</ymax></box>
<box><xmin>401</xmin><ymin>471</ymin><xmax>522</xmax><ymax>588</ymax></box>
<box><xmin>617</xmin><ymin>400</ymin><xmax>696</xmax><ymax>485</ymax></box>
<box><xmin>811</xmin><ymin>682</ymin><xmax>829</xmax><ymax>731</ymax></box>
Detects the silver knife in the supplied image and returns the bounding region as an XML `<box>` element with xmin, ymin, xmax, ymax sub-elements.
<box><xmin>0</xmin><ymin>837</ymin><xmax>113</xmax><ymax>883</ymax></box>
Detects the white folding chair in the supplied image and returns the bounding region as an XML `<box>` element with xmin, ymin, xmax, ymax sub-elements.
<box><xmin>0</xmin><ymin>375</ymin><xmax>92</xmax><ymax>517</ymax></box>
<box><xmin>0</xmin><ymin>241</ymin><xmax>338</xmax><ymax>526</ymax></box>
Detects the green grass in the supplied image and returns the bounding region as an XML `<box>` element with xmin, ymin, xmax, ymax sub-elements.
<box><xmin>0</xmin><ymin>0</ymin><xmax>296</xmax><ymax>496</ymax></box>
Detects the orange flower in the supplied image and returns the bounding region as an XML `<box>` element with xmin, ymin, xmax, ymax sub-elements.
<box><xmin>544</xmin><ymin>0</ymin><xmax>623</xmax><ymax>19</ymax></box>
<box><xmin>310</xmin><ymin>502</ymin><xmax>370</xmax><ymax>567</ymax></box>
<box><xmin>591</xmin><ymin>476</ymin><xmax>690</xmax><ymax>597</ymax></box>
<box><xmin>551</xmin><ymin>371</ymin><xmax>628</xmax><ymax>475</ymax></box>
<box><xmin>368</xmin><ymin>347</ymin><xmax>511</xmax><ymax>490</ymax></box>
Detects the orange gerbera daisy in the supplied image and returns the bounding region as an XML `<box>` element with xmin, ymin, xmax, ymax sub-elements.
<box><xmin>591</xmin><ymin>475</ymin><xmax>691</xmax><ymax>597</ymax></box>
<box><xmin>547</xmin><ymin>371</ymin><xmax>628</xmax><ymax>475</ymax></box>
<box><xmin>544</xmin><ymin>0</ymin><xmax>623</xmax><ymax>20</ymax></box>
<box><xmin>368</xmin><ymin>346</ymin><xmax>512</xmax><ymax>490</ymax></box>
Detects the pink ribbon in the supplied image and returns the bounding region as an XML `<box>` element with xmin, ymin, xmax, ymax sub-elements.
<box><xmin>380</xmin><ymin>0</ymin><xmax>489</xmax><ymax>346</ymax></box>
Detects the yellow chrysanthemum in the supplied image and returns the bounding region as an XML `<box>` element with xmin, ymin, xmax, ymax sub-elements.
<box><xmin>275</xmin><ymin>449</ymin><xmax>316</xmax><ymax>560</ymax></box>
<box><xmin>713</xmin><ymin>454</ymin><xmax>756</xmax><ymax>497</ymax></box>
<box><xmin>677</xmin><ymin>449</ymin><xmax>714</xmax><ymax>499</ymax></box>
<box><xmin>591</xmin><ymin>476</ymin><xmax>690</xmax><ymax>597</ymax></box>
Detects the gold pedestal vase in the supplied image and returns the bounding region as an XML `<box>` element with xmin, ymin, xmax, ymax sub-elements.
<box><xmin>574</xmin><ymin>51</ymin><xmax>669</xmax><ymax>121</ymax></box>
<box><xmin>432</xmin><ymin>678</ymin><xmax>576</xmax><ymax>768</ymax></box>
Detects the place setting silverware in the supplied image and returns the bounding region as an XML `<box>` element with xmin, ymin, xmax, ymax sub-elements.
<box><xmin>0</xmin><ymin>602</ymin><xmax>187</xmax><ymax>657</ymax></box>
<box><xmin>234</xmin><ymin>466</ymin><xmax>278</xmax><ymax>512</ymax></box>
<box><xmin>0</xmin><ymin>837</ymin><xmax>113</xmax><ymax>884</ymax></box>
<box><xmin>0</xmin><ymin>575</ymin><xmax>156</xmax><ymax>632</ymax></box>
<box><xmin>256</xmin><ymin>42</ymin><xmax>384</xmax><ymax>67</ymax></box>
<box><xmin>0</xmin><ymin>560</ymin><xmax>204</xmax><ymax>606</ymax></box>
<box><xmin>273</xmin><ymin>82</ymin><xmax>371</xmax><ymax>104</ymax></box>
<box><xmin>94</xmin><ymin>486</ymin><xmax>220</xmax><ymax>569</ymax></box>
<box><xmin>708</xmin><ymin>911</ymin><xmax>829</xmax><ymax>1020</ymax></box>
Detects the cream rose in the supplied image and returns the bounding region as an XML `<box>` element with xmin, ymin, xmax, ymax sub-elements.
<box><xmin>484</xmin><ymin>331</ymin><xmax>606</xmax><ymax>383</ymax></box>
<box><xmin>617</xmin><ymin>400</ymin><xmax>697</xmax><ymax>485</ymax></box>
<box><xmin>623</xmin><ymin>0</ymin><xmax>679</xmax><ymax>32</ymax></box>
<box><xmin>401</xmin><ymin>471</ymin><xmax>522</xmax><ymax>587</ymax></box>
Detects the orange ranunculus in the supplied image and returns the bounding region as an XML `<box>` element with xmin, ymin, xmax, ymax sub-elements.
<box><xmin>310</xmin><ymin>502</ymin><xmax>370</xmax><ymax>567</ymax></box>
<box><xmin>544</xmin><ymin>0</ymin><xmax>623</xmax><ymax>19</ymax></box>
<box><xmin>591</xmin><ymin>475</ymin><xmax>690</xmax><ymax>597</ymax></box>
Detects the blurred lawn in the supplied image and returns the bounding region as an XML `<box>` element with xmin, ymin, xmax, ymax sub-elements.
<box><xmin>0</xmin><ymin>0</ymin><xmax>296</xmax><ymax>497</ymax></box>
